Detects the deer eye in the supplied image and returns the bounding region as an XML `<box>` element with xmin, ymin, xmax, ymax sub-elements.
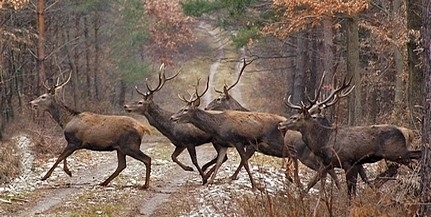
<box><xmin>41</xmin><ymin>96</ymin><xmax>46</xmax><ymax>99</ymax></box>
<box><xmin>138</xmin><ymin>101</ymin><xmax>143</xmax><ymax>105</ymax></box>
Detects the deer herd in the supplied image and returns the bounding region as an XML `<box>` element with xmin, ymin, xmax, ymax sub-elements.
<box><xmin>30</xmin><ymin>60</ymin><xmax>421</xmax><ymax>198</ymax></box>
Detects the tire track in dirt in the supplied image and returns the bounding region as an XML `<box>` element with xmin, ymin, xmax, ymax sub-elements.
<box><xmin>13</xmin><ymin>138</ymin><xmax>164</xmax><ymax>217</ymax></box>
<box><xmin>198</xmin><ymin>21</ymin><xmax>229</xmax><ymax>105</ymax></box>
<box><xmin>17</xmin><ymin>159</ymin><xmax>118</xmax><ymax>216</ymax></box>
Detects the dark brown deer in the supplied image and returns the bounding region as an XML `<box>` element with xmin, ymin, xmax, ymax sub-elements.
<box><xmin>204</xmin><ymin>58</ymin><xmax>254</xmax><ymax>112</ymax></box>
<box><xmin>278</xmin><ymin>75</ymin><xmax>422</xmax><ymax>196</ymax></box>
<box><xmin>30</xmin><ymin>73</ymin><xmax>152</xmax><ymax>189</ymax></box>
<box><xmin>123</xmin><ymin>66</ymin><xmax>225</xmax><ymax>184</ymax></box>
<box><xmin>204</xmin><ymin>61</ymin><xmax>368</xmax><ymax>191</ymax></box>
<box><xmin>170</xmin><ymin>77</ymin><xmax>290</xmax><ymax>189</ymax></box>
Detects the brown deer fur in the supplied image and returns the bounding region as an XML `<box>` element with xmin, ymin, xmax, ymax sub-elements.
<box><xmin>171</xmin><ymin>103</ymin><xmax>288</xmax><ymax>188</ymax></box>
<box><xmin>30</xmin><ymin>85</ymin><xmax>152</xmax><ymax>189</ymax></box>
<box><xmin>279</xmin><ymin>110</ymin><xmax>422</xmax><ymax>196</ymax></box>
<box><xmin>123</xmin><ymin>68</ymin><xmax>226</xmax><ymax>184</ymax></box>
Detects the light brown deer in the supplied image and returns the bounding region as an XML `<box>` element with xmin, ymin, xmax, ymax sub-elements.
<box><xmin>30</xmin><ymin>73</ymin><xmax>152</xmax><ymax>189</ymax></box>
<box><xmin>123</xmin><ymin>66</ymin><xmax>226</xmax><ymax>184</ymax></box>
<box><xmin>278</xmin><ymin>75</ymin><xmax>422</xmax><ymax>196</ymax></box>
<box><xmin>170</xmin><ymin>77</ymin><xmax>290</xmax><ymax>189</ymax></box>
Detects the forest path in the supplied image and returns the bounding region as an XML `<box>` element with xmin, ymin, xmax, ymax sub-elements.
<box><xmin>0</xmin><ymin>22</ymin><xmax>244</xmax><ymax>217</ymax></box>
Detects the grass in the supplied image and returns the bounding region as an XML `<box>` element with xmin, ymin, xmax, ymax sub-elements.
<box><xmin>0</xmin><ymin>140</ymin><xmax>21</xmax><ymax>184</ymax></box>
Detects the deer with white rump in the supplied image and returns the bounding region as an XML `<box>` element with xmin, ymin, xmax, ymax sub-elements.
<box><xmin>30</xmin><ymin>73</ymin><xmax>152</xmax><ymax>189</ymax></box>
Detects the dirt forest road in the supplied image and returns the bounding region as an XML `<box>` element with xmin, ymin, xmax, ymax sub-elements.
<box><xmin>2</xmin><ymin>135</ymin><xmax>233</xmax><ymax>217</ymax></box>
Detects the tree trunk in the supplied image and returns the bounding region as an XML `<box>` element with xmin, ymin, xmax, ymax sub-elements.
<box><xmin>346</xmin><ymin>15</ymin><xmax>361</xmax><ymax>126</ymax></box>
<box><xmin>285</xmin><ymin>38</ymin><xmax>296</xmax><ymax>116</ymax></box>
<box><xmin>36</xmin><ymin>0</ymin><xmax>46</xmax><ymax>90</ymax></box>
<box><xmin>392</xmin><ymin>0</ymin><xmax>405</xmax><ymax>114</ymax></box>
<box><xmin>94</xmin><ymin>12</ymin><xmax>100</xmax><ymax>100</ymax></box>
<box><xmin>322</xmin><ymin>17</ymin><xmax>335</xmax><ymax>117</ymax></box>
<box><xmin>419</xmin><ymin>0</ymin><xmax>431</xmax><ymax>215</ymax></box>
<box><xmin>84</xmin><ymin>16</ymin><xmax>92</xmax><ymax>99</ymax></box>
<box><xmin>406</xmin><ymin>0</ymin><xmax>423</xmax><ymax>113</ymax></box>
<box><xmin>292</xmin><ymin>32</ymin><xmax>306</xmax><ymax>105</ymax></box>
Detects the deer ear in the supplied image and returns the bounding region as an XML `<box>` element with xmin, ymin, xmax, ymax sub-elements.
<box><xmin>48</xmin><ymin>88</ymin><xmax>55</xmax><ymax>95</ymax></box>
<box><xmin>193</xmin><ymin>98</ymin><xmax>201</xmax><ymax>107</ymax></box>
<box><xmin>146</xmin><ymin>93</ymin><xmax>153</xmax><ymax>101</ymax></box>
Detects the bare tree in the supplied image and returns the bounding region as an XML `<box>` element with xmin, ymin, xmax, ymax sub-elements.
<box><xmin>419</xmin><ymin>0</ymin><xmax>431</xmax><ymax>215</ymax></box>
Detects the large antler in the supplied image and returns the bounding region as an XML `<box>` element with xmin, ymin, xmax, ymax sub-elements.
<box><xmin>214</xmin><ymin>58</ymin><xmax>255</xmax><ymax>94</ymax></box>
<box><xmin>45</xmin><ymin>71</ymin><xmax>72</xmax><ymax>94</ymax></box>
<box><xmin>313</xmin><ymin>74</ymin><xmax>354</xmax><ymax>109</ymax></box>
<box><xmin>177</xmin><ymin>76</ymin><xmax>209</xmax><ymax>107</ymax></box>
<box><xmin>136</xmin><ymin>63</ymin><xmax>180</xmax><ymax>96</ymax></box>
<box><xmin>285</xmin><ymin>73</ymin><xmax>354</xmax><ymax>114</ymax></box>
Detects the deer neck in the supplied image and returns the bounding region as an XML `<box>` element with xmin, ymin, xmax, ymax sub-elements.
<box><xmin>230</xmin><ymin>99</ymin><xmax>249</xmax><ymax>111</ymax></box>
<box><xmin>47</xmin><ymin>100</ymin><xmax>79</xmax><ymax>128</ymax></box>
<box><xmin>299</xmin><ymin>120</ymin><xmax>332</xmax><ymax>155</ymax></box>
<box><xmin>145</xmin><ymin>103</ymin><xmax>177</xmax><ymax>135</ymax></box>
<box><xmin>188</xmin><ymin>109</ymin><xmax>222</xmax><ymax>135</ymax></box>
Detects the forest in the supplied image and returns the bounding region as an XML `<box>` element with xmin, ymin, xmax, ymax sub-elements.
<box><xmin>1</xmin><ymin>0</ymin><xmax>431</xmax><ymax>216</ymax></box>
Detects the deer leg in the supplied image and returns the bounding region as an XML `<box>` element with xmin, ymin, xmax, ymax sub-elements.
<box><xmin>230</xmin><ymin>144</ymin><xmax>255</xmax><ymax>180</ymax></box>
<box><xmin>357</xmin><ymin>165</ymin><xmax>370</xmax><ymax>186</ymax></box>
<box><xmin>306</xmin><ymin>167</ymin><xmax>327</xmax><ymax>192</ymax></box>
<box><xmin>63</xmin><ymin>158</ymin><xmax>72</xmax><ymax>177</ymax></box>
<box><xmin>41</xmin><ymin>146</ymin><xmax>76</xmax><ymax>181</ymax></box>
<box><xmin>171</xmin><ymin>146</ymin><xmax>194</xmax><ymax>171</ymax></box>
<box><xmin>206</xmin><ymin>147</ymin><xmax>228</xmax><ymax>186</ymax></box>
<box><xmin>344</xmin><ymin>165</ymin><xmax>358</xmax><ymax>198</ymax></box>
<box><xmin>186</xmin><ymin>146</ymin><xmax>207</xmax><ymax>184</ymax></box>
<box><xmin>327</xmin><ymin>167</ymin><xmax>341</xmax><ymax>189</ymax></box>
<box><xmin>100</xmin><ymin>151</ymin><xmax>126</xmax><ymax>187</ymax></box>
<box><xmin>234</xmin><ymin>143</ymin><xmax>256</xmax><ymax>189</ymax></box>
<box><xmin>202</xmin><ymin>143</ymin><xmax>228</xmax><ymax>172</ymax></box>
<box><xmin>125</xmin><ymin>150</ymin><xmax>152</xmax><ymax>190</ymax></box>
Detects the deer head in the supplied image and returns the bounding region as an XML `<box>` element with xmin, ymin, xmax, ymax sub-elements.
<box><xmin>124</xmin><ymin>64</ymin><xmax>179</xmax><ymax>113</ymax></box>
<box><xmin>170</xmin><ymin>77</ymin><xmax>209</xmax><ymax>123</ymax></box>
<box><xmin>279</xmin><ymin>73</ymin><xmax>354</xmax><ymax>131</ymax></box>
<box><xmin>30</xmin><ymin>72</ymin><xmax>72</xmax><ymax>111</ymax></box>
<box><xmin>205</xmin><ymin>58</ymin><xmax>254</xmax><ymax>111</ymax></box>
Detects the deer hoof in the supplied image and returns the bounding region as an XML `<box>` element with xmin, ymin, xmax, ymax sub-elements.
<box><xmin>202</xmin><ymin>178</ymin><xmax>208</xmax><ymax>185</ymax></box>
<box><xmin>99</xmin><ymin>182</ymin><xmax>108</xmax><ymax>187</ymax></box>
<box><xmin>229</xmin><ymin>175</ymin><xmax>239</xmax><ymax>180</ymax></box>
<box><xmin>139</xmin><ymin>185</ymin><xmax>149</xmax><ymax>190</ymax></box>
<box><xmin>64</xmin><ymin>169</ymin><xmax>72</xmax><ymax>177</ymax></box>
<box><xmin>184</xmin><ymin>166</ymin><xmax>194</xmax><ymax>171</ymax></box>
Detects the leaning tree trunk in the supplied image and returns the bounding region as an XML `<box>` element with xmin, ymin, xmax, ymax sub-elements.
<box><xmin>419</xmin><ymin>0</ymin><xmax>431</xmax><ymax>215</ymax></box>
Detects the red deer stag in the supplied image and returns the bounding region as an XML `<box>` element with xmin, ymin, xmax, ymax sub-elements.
<box><xmin>205</xmin><ymin>58</ymin><xmax>253</xmax><ymax>111</ymax></box>
<box><xmin>30</xmin><ymin>73</ymin><xmax>152</xmax><ymax>189</ymax></box>
<box><xmin>204</xmin><ymin>61</ymin><xmax>369</xmax><ymax>191</ymax></box>
<box><xmin>170</xmin><ymin>77</ymin><xmax>290</xmax><ymax>189</ymax></box>
<box><xmin>123</xmin><ymin>65</ymin><xmax>226</xmax><ymax>184</ymax></box>
<box><xmin>278</xmin><ymin>75</ymin><xmax>422</xmax><ymax>196</ymax></box>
